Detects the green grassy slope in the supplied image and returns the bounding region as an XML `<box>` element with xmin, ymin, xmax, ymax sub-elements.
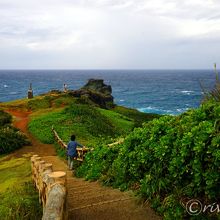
<box><xmin>29</xmin><ymin>103</ymin><xmax>155</xmax><ymax>146</ymax></box>
<box><xmin>0</xmin><ymin>156</ymin><xmax>42</xmax><ymax>219</ymax></box>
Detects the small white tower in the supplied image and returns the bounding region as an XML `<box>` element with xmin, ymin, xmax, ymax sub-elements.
<box><xmin>63</xmin><ymin>83</ymin><xmax>67</xmax><ymax>93</ymax></box>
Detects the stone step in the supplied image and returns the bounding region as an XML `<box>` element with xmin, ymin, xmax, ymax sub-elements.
<box><xmin>68</xmin><ymin>199</ymin><xmax>149</xmax><ymax>220</ymax></box>
<box><xmin>67</xmin><ymin>191</ymin><xmax>129</xmax><ymax>208</ymax></box>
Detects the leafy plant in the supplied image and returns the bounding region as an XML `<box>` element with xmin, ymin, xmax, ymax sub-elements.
<box><xmin>0</xmin><ymin>127</ymin><xmax>30</xmax><ymax>154</ymax></box>
<box><xmin>0</xmin><ymin>110</ymin><xmax>30</xmax><ymax>155</ymax></box>
<box><xmin>77</xmin><ymin>100</ymin><xmax>220</xmax><ymax>219</ymax></box>
<box><xmin>0</xmin><ymin>110</ymin><xmax>12</xmax><ymax>126</ymax></box>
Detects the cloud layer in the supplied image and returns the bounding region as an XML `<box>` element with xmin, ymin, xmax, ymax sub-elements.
<box><xmin>0</xmin><ymin>0</ymin><xmax>220</xmax><ymax>69</ymax></box>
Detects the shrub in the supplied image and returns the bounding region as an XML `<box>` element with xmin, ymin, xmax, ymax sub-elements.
<box><xmin>0</xmin><ymin>110</ymin><xmax>12</xmax><ymax>126</ymax></box>
<box><xmin>77</xmin><ymin>100</ymin><xmax>220</xmax><ymax>219</ymax></box>
<box><xmin>0</xmin><ymin>127</ymin><xmax>30</xmax><ymax>154</ymax></box>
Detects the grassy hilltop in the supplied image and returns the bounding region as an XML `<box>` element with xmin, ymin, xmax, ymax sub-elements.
<box><xmin>1</xmin><ymin>89</ymin><xmax>158</xmax><ymax>147</ymax></box>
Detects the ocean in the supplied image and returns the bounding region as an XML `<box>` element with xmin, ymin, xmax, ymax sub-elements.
<box><xmin>0</xmin><ymin>70</ymin><xmax>217</xmax><ymax>115</ymax></box>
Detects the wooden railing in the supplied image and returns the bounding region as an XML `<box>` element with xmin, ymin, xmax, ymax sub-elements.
<box><xmin>31</xmin><ymin>155</ymin><xmax>67</xmax><ymax>220</ymax></box>
<box><xmin>52</xmin><ymin>127</ymin><xmax>90</xmax><ymax>161</ymax></box>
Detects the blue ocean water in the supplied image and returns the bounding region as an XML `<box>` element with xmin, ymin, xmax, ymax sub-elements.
<box><xmin>0</xmin><ymin>70</ymin><xmax>217</xmax><ymax>115</ymax></box>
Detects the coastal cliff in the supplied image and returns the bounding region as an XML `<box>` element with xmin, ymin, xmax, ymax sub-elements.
<box><xmin>68</xmin><ymin>79</ymin><xmax>114</xmax><ymax>109</ymax></box>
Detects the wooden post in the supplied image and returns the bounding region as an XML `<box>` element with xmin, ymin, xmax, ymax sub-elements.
<box><xmin>42</xmin><ymin>171</ymin><xmax>67</xmax><ymax>220</ymax></box>
<box><xmin>31</xmin><ymin>156</ymin><xmax>67</xmax><ymax>220</ymax></box>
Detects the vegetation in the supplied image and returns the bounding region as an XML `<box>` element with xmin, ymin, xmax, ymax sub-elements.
<box><xmin>0</xmin><ymin>110</ymin><xmax>29</xmax><ymax>155</ymax></box>
<box><xmin>201</xmin><ymin>64</ymin><xmax>220</xmax><ymax>104</ymax></box>
<box><xmin>29</xmin><ymin>103</ymin><xmax>157</xmax><ymax>147</ymax></box>
<box><xmin>0</xmin><ymin>92</ymin><xmax>75</xmax><ymax>112</ymax></box>
<box><xmin>76</xmin><ymin>100</ymin><xmax>220</xmax><ymax>219</ymax></box>
<box><xmin>0</xmin><ymin>110</ymin><xmax>12</xmax><ymax>126</ymax></box>
<box><xmin>27</xmin><ymin>94</ymin><xmax>75</xmax><ymax>111</ymax></box>
<box><xmin>0</xmin><ymin>156</ymin><xmax>42</xmax><ymax>220</ymax></box>
<box><xmin>113</xmin><ymin>106</ymin><xmax>159</xmax><ymax>127</ymax></box>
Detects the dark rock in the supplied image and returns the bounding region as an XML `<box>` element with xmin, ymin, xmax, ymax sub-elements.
<box><xmin>68</xmin><ymin>79</ymin><xmax>114</xmax><ymax>109</ymax></box>
<box><xmin>82</xmin><ymin>79</ymin><xmax>112</xmax><ymax>95</ymax></box>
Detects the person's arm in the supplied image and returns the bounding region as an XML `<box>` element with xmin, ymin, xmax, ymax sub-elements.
<box><xmin>76</xmin><ymin>142</ymin><xmax>83</xmax><ymax>147</ymax></box>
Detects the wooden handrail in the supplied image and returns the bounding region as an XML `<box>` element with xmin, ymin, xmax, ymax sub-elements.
<box><xmin>31</xmin><ymin>155</ymin><xmax>67</xmax><ymax>220</ymax></box>
<box><xmin>51</xmin><ymin>126</ymin><xmax>90</xmax><ymax>161</ymax></box>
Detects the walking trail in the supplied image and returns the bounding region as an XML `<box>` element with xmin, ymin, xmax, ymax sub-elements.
<box><xmin>7</xmin><ymin>109</ymin><xmax>161</xmax><ymax>220</ymax></box>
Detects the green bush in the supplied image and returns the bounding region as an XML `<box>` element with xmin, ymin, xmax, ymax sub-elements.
<box><xmin>0</xmin><ymin>127</ymin><xmax>30</xmax><ymax>154</ymax></box>
<box><xmin>77</xmin><ymin>100</ymin><xmax>220</xmax><ymax>219</ymax></box>
<box><xmin>0</xmin><ymin>110</ymin><xmax>12</xmax><ymax>126</ymax></box>
<box><xmin>0</xmin><ymin>110</ymin><xmax>30</xmax><ymax>155</ymax></box>
<box><xmin>76</xmin><ymin>145</ymin><xmax>120</xmax><ymax>181</ymax></box>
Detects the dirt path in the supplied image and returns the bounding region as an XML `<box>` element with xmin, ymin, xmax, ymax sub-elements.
<box><xmin>8</xmin><ymin>110</ymin><xmax>161</xmax><ymax>220</ymax></box>
<box><xmin>6</xmin><ymin>110</ymin><xmax>56</xmax><ymax>157</ymax></box>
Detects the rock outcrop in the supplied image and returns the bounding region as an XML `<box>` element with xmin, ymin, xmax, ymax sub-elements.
<box><xmin>82</xmin><ymin>79</ymin><xmax>112</xmax><ymax>95</ymax></box>
<box><xmin>68</xmin><ymin>79</ymin><xmax>114</xmax><ymax>109</ymax></box>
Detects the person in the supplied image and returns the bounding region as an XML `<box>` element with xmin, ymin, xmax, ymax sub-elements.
<box><xmin>67</xmin><ymin>134</ymin><xmax>83</xmax><ymax>170</ymax></box>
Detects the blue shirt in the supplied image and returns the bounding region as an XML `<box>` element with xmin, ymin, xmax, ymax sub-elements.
<box><xmin>67</xmin><ymin>141</ymin><xmax>83</xmax><ymax>157</ymax></box>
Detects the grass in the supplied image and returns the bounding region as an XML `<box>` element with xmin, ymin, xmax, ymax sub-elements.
<box><xmin>29</xmin><ymin>104</ymin><xmax>118</xmax><ymax>146</ymax></box>
<box><xmin>0</xmin><ymin>156</ymin><xmax>31</xmax><ymax>193</ymax></box>
<box><xmin>28</xmin><ymin>103</ymin><xmax>158</xmax><ymax>148</ymax></box>
<box><xmin>113</xmin><ymin>106</ymin><xmax>160</xmax><ymax>127</ymax></box>
<box><xmin>0</xmin><ymin>92</ymin><xmax>76</xmax><ymax>112</ymax></box>
<box><xmin>0</xmin><ymin>155</ymin><xmax>42</xmax><ymax>220</ymax></box>
<box><xmin>97</xmin><ymin>108</ymin><xmax>134</xmax><ymax>134</ymax></box>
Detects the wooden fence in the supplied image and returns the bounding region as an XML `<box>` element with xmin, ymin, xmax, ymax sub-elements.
<box><xmin>52</xmin><ymin>126</ymin><xmax>90</xmax><ymax>161</ymax></box>
<box><xmin>31</xmin><ymin>155</ymin><xmax>67</xmax><ymax>220</ymax></box>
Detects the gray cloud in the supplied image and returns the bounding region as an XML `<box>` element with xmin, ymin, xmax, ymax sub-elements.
<box><xmin>0</xmin><ymin>0</ymin><xmax>219</xmax><ymax>69</ymax></box>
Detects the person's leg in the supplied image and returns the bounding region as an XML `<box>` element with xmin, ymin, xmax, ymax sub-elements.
<box><xmin>68</xmin><ymin>156</ymin><xmax>71</xmax><ymax>169</ymax></box>
<box><xmin>70</xmin><ymin>157</ymin><xmax>74</xmax><ymax>170</ymax></box>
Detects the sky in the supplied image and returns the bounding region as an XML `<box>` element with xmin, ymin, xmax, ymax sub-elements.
<box><xmin>0</xmin><ymin>0</ymin><xmax>220</xmax><ymax>69</ymax></box>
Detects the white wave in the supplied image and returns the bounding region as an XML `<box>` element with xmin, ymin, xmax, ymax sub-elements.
<box><xmin>138</xmin><ymin>106</ymin><xmax>155</xmax><ymax>111</ymax></box>
<box><xmin>176</xmin><ymin>108</ymin><xmax>189</xmax><ymax>112</ymax></box>
<box><xmin>119</xmin><ymin>99</ymin><xmax>125</xmax><ymax>102</ymax></box>
<box><xmin>3</xmin><ymin>84</ymin><xmax>8</xmax><ymax>88</ymax></box>
<box><xmin>9</xmin><ymin>92</ymin><xmax>18</xmax><ymax>95</ymax></box>
<box><xmin>181</xmin><ymin>90</ymin><xmax>194</xmax><ymax>95</ymax></box>
<box><xmin>138</xmin><ymin>106</ymin><xmax>174</xmax><ymax>115</ymax></box>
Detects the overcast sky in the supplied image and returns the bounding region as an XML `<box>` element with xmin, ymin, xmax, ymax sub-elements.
<box><xmin>0</xmin><ymin>0</ymin><xmax>220</xmax><ymax>69</ymax></box>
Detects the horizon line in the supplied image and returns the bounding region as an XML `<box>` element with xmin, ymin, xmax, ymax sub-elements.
<box><xmin>0</xmin><ymin>68</ymin><xmax>216</xmax><ymax>71</ymax></box>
